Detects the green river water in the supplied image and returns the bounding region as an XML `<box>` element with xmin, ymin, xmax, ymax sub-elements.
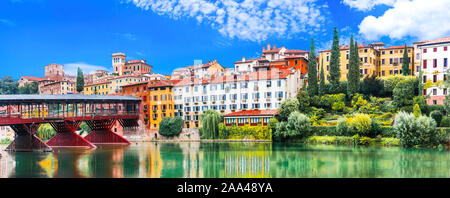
<box><xmin>1</xmin><ymin>142</ymin><xmax>450</xmax><ymax>178</ymax></box>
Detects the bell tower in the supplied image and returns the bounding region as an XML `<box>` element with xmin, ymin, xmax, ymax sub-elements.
<box><xmin>112</xmin><ymin>52</ymin><xmax>126</xmax><ymax>75</ymax></box>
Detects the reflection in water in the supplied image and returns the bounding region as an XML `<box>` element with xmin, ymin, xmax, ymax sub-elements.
<box><xmin>2</xmin><ymin>142</ymin><xmax>450</xmax><ymax>178</ymax></box>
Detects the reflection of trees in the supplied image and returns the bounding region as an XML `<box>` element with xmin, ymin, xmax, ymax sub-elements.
<box><xmin>160</xmin><ymin>143</ymin><xmax>184</xmax><ymax>178</ymax></box>
<box><xmin>8</xmin><ymin>152</ymin><xmax>50</xmax><ymax>178</ymax></box>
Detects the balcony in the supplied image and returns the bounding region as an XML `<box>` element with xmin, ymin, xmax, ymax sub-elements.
<box><xmin>220</xmin><ymin>100</ymin><xmax>225</xmax><ymax>104</ymax></box>
<box><xmin>266</xmin><ymin>98</ymin><xmax>271</xmax><ymax>102</ymax></box>
<box><xmin>242</xmin><ymin>99</ymin><xmax>247</xmax><ymax>103</ymax></box>
<box><xmin>254</xmin><ymin>87</ymin><xmax>259</xmax><ymax>91</ymax></box>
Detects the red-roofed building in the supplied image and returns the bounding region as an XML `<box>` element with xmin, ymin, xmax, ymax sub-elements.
<box><xmin>417</xmin><ymin>36</ymin><xmax>450</xmax><ymax>105</ymax></box>
<box><xmin>112</xmin><ymin>52</ymin><xmax>152</xmax><ymax>76</ymax></box>
<box><xmin>234</xmin><ymin>44</ymin><xmax>309</xmax><ymax>74</ymax></box>
<box><xmin>223</xmin><ymin>109</ymin><xmax>279</xmax><ymax>126</ymax></box>
<box><xmin>173</xmin><ymin>68</ymin><xmax>303</xmax><ymax>128</ymax></box>
<box><xmin>18</xmin><ymin>76</ymin><xmax>46</xmax><ymax>87</ymax></box>
<box><xmin>171</xmin><ymin>60</ymin><xmax>225</xmax><ymax>80</ymax></box>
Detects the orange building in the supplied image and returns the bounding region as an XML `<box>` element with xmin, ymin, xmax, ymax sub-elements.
<box><xmin>122</xmin><ymin>80</ymin><xmax>175</xmax><ymax>130</ymax></box>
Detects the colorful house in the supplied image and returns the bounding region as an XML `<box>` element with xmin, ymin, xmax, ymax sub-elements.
<box><xmin>223</xmin><ymin>109</ymin><xmax>279</xmax><ymax>127</ymax></box>
<box><xmin>83</xmin><ymin>81</ymin><xmax>110</xmax><ymax>95</ymax></box>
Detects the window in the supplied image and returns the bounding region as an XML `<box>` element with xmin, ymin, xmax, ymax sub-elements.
<box><xmin>423</xmin><ymin>49</ymin><xmax>427</xmax><ymax>53</ymax></box>
<box><xmin>433</xmin><ymin>75</ymin><xmax>437</xmax><ymax>83</ymax></box>
<box><xmin>433</xmin><ymin>89</ymin><xmax>437</xmax><ymax>95</ymax></box>
<box><xmin>423</xmin><ymin>60</ymin><xmax>427</xmax><ymax>69</ymax></box>
<box><xmin>423</xmin><ymin>89</ymin><xmax>427</xmax><ymax>95</ymax></box>
<box><xmin>434</xmin><ymin>59</ymin><xmax>437</xmax><ymax>68</ymax></box>
<box><xmin>445</xmin><ymin>58</ymin><xmax>448</xmax><ymax>67</ymax></box>
<box><xmin>444</xmin><ymin>88</ymin><xmax>448</xmax><ymax>95</ymax></box>
<box><xmin>423</xmin><ymin>75</ymin><xmax>427</xmax><ymax>83</ymax></box>
<box><xmin>382</xmin><ymin>59</ymin><xmax>385</xmax><ymax>65</ymax></box>
<box><xmin>434</xmin><ymin>48</ymin><xmax>437</xmax><ymax>52</ymax></box>
<box><xmin>445</xmin><ymin>46</ymin><xmax>448</xmax><ymax>51</ymax></box>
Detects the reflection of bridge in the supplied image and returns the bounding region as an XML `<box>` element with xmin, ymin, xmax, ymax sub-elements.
<box><xmin>0</xmin><ymin>95</ymin><xmax>140</xmax><ymax>152</ymax></box>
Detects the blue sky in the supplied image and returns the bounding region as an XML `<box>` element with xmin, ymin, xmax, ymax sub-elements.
<box><xmin>0</xmin><ymin>0</ymin><xmax>449</xmax><ymax>79</ymax></box>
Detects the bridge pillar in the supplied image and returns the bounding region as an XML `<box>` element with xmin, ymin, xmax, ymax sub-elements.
<box><xmin>84</xmin><ymin>119</ymin><xmax>131</xmax><ymax>145</ymax></box>
<box><xmin>5</xmin><ymin>124</ymin><xmax>52</xmax><ymax>152</ymax></box>
<box><xmin>46</xmin><ymin>121</ymin><xmax>96</xmax><ymax>149</ymax></box>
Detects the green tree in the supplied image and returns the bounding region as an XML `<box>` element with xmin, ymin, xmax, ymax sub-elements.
<box><xmin>413</xmin><ymin>104</ymin><xmax>422</xmax><ymax>117</ymax></box>
<box><xmin>402</xmin><ymin>45</ymin><xmax>410</xmax><ymax>76</ymax></box>
<box><xmin>76</xmin><ymin>67</ymin><xmax>85</xmax><ymax>93</ymax></box>
<box><xmin>159</xmin><ymin>117</ymin><xmax>184</xmax><ymax>137</ymax></box>
<box><xmin>347</xmin><ymin>36</ymin><xmax>360</xmax><ymax>97</ymax></box>
<box><xmin>318</xmin><ymin>59</ymin><xmax>326</xmax><ymax>95</ymax></box>
<box><xmin>277</xmin><ymin>98</ymin><xmax>300</xmax><ymax>122</ymax></box>
<box><xmin>329</xmin><ymin>27</ymin><xmax>341</xmax><ymax>93</ymax></box>
<box><xmin>296</xmin><ymin>91</ymin><xmax>310</xmax><ymax>113</ymax></box>
<box><xmin>199</xmin><ymin>110</ymin><xmax>221</xmax><ymax>139</ymax></box>
<box><xmin>393</xmin><ymin>78</ymin><xmax>418</xmax><ymax>108</ymax></box>
<box><xmin>18</xmin><ymin>82</ymin><xmax>39</xmax><ymax>94</ymax></box>
<box><xmin>307</xmin><ymin>38</ymin><xmax>318</xmax><ymax>96</ymax></box>
<box><xmin>0</xmin><ymin>76</ymin><xmax>18</xmax><ymax>94</ymax></box>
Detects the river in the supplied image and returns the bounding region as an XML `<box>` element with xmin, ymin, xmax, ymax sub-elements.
<box><xmin>0</xmin><ymin>142</ymin><xmax>450</xmax><ymax>178</ymax></box>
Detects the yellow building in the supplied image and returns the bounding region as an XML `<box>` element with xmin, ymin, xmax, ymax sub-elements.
<box><xmin>83</xmin><ymin>81</ymin><xmax>110</xmax><ymax>95</ymax></box>
<box><xmin>319</xmin><ymin>44</ymin><xmax>379</xmax><ymax>82</ymax></box>
<box><xmin>318</xmin><ymin>43</ymin><xmax>415</xmax><ymax>81</ymax></box>
<box><xmin>109</xmin><ymin>74</ymin><xmax>143</xmax><ymax>94</ymax></box>
<box><xmin>378</xmin><ymin>46</ymin><xmax>414</xmax><ymax>77</ymax></box>
<box><xmin>121</xmin><ymin>80</ymin><xmax>175</xmax><ymax>130</ymax></box>
<box><xmin>147</xmin><ymin>80</ymin><xmax>175</xmax><ymax>130</ymax></box>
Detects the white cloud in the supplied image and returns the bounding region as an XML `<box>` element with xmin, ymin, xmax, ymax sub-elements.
<box><xmin>358</xmin><ymin>0</ymin><xmax>450</xmax><ymax>41</ymax></box>
<box><xmin>0</xmin><ymin>19</ymin><xmax>15</xmax><ymax>27</ymax></box>
<box><xmin>64</xmin><ymin>63</ymin><xmax>110</xmax><ymax>76</ymax></box>
<box><xmin>127</xmin><ymin>0</ymin><xmax>327</xmax><ymax>42</ymax></box>
<box><xmin>342</xmin><ymin>0</ymin><xmax>397</xmax><ymax>11</ymax></box>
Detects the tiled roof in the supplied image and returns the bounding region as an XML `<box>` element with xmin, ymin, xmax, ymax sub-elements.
<box><xmin>85</xmin><ymin>81</ymin><xmax>110</xmax><ymax>87</ymax></box>
<box><xmin>208</xmin><ymin>69</ymin><xmax>294</xmax><ymax>84</ymax></box>
<box><xmin>263</xmin><ymin>47</ymin><xmax>283</xmax><ymax>53</ymax></box>
<box><xmin>234</xmin><ymin>58</ymin><xmax>259</xmax><ymax>64</ymax></box>
<box><xmin>418</xmin><ymin>37</ymin><xmax>450</xmax><ymax>46</ymax></box>
<box><xmin>382</xmin><ymin>45</ymin><xmax>413</xmax><ymax>50</ymax></box>
<box><xmin>173</xmin><ymin>77</ymin><xmax>209</xmax><ymax>86</ymax></box>
<box><xmin>224</xmin><ymin>109</ymin><xmax>279</xmax><ymax>117</ymax></box>
<box><xmin>121</xmin><ymin>81</ymin><xmax>148</xmax><ymax>88</ymax></box>
<box><xmin>285</xmin><ymin>49</ymin><xmax>308</xmax><ymax>54</ymax></box>
<box><xmin>21</xmin><ymin>76</ymin><xmax>45</xmax><ymax>81</ymax></box>
<box><xmin>148</xmin><ymin>80</ymin><xmax>174</xmax><ymax>88</ymax></box>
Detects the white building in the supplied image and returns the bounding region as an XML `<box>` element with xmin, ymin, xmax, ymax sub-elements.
<box><xmin>234</xmin><ymin>44</ymin><xmax>308</xmax><ymax>74</ymax></box>
<box><xmin>417</xmin><ymin>37</ymin><xmax>450</xmax><ymax>105</ymax></box>
<box><xmin>173</xmin><ymin>68</ymin><xmax>303</xmax><ymax>128</ymax></box>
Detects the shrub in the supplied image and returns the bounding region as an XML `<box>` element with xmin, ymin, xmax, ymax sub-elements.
<box><xmin>430</xmin><ymin>110</ymin><xmax>443</xmax><ymax>126</ymax></box>
<box><xmin>336</xmin><ymin>118</ymin><xmax>353</xmax><ymax>136</ymax></box>
<box><xmin>274</xmin><ymin>112</ymin><xmax>311</xmax><ymax>140</ymax></box>
<box><xmin>159</xmin><ymin>117</ymin><xmax>184</xmax><ymax>137</ymax></box>
<box><xmin>218</xmin><ymin>123</ymin><xmax>228</xmax><ymax>139</ymax></box>
<box><xmin>347</xmin><ymin>113</ymin><xmax>372</xmax><ymax>136</ymax></box>
<box><xmin>413</xmin><ymin>104</ymin><xmax>422</xmax><ymax>117</ymax></box>
<box><xmin>268</xmin><ymin>118</ymin><xmax>278</xmax><ymax>133</ymax></box>
<box><xmin>379</xmin><ymin>137</ymin><xmax>400</xmax><ymax>146</ymax></box>
<box><xmin>311</xmin><ymin>126</ymin><xmax>336</xmax><ymax>136</ymax></box>
<box><xmin>278</xmin><ymin>98</ymin><xmax>300</xmax><ymax>121</ymax></box>
<box><xmin>440</xmin><ymin>116</ymin><xmax>450</xmax><ymax>127</ymax></box>
<box><xmin>393</xmin><ymin>112</ymin><xmax>444</xmax><ymax>148</ymax></box>
<box><xmin>296</xmin><ymin>91</ymin><xmax>311</xmax><ymax>113</ymax></box>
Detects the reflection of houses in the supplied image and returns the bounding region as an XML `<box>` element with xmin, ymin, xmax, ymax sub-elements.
<box><xmin>223</xmin><ymin>109</ymin><xmax>278</xmax><ymax>126</ymax></box>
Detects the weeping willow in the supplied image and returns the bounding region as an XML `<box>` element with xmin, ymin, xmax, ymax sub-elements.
<box><xmin>37</xmin><ymin>124</ymin><xmax>56</xmax><ymax>140</ymax></box>
<box><xmin>200</xmin><ymin>110</ymin><xmax>221</xmax><ymax>139</ymax></box>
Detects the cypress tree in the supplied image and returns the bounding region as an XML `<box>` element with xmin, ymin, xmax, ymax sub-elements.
<box><xmin>402</xmin><ymin>45</ymin><xmax>410</xmax><ymax>76</ymax></box>
<box><xmin>319</xmin><ymin>59</ymin><xmax>326</xmax><ymax>95</ymax></box>
<box><xmin>76</xmin><ymin>67</ymin><xmax>85</xmax><ymax>93</ymax></box>
<box><xmin>329</xmin><ymin>27</ymin><xmax>341</xmax><ymax>93</ymax></box>
<box><xmin>307</xmin><ymin>38</ymin><xmax>318</xmax><ymax>96</ymax></box>
<box><xmin>347</xmin><ymin>35</ymin><xmax>360</xmax><ymax>96</ymax></box>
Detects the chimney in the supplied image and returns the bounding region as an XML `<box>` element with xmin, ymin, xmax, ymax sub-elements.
<box><xmin>267</xmin><ymin>43</ymin><xmax>271</xmax><ymax>50</ymax></box>
<box><xmin>242</xmin><ymin>57</ymin><xmax>246</xmax><ymax>62</ymax></box>
<box><xmin>262</xmin><ymin>47</ymin><xmax>265</xmax><ymax>51</ymax></box>
<box><xmin>273</xmin><ymin>44</ymin><xmax>276</xmax><ymax>49</ymax></box>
